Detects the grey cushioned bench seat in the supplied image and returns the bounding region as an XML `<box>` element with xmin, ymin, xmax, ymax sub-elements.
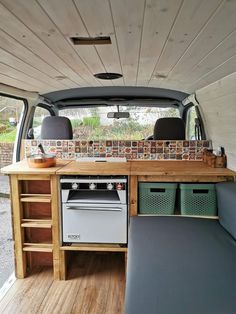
<box><xmin>125</xmin><ymin>216</ymin><xmax>236</xmax><ymax>314</ymax></box>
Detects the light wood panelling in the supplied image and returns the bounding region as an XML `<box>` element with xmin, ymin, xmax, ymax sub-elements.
<box><xmin>110</xmin><ymin>0</ymin><xmax>145</xmax><ymax>86</ymax></box>
<box><xmin>195</xmin><ymin>71</ymin><xmax>236</xmax><ymax>101</ymax></box>
<box><xmin>0</xmin><ymin>0</ymin><xmax>236</xmax><ymax>93</ymax></box>
<box><xmin>137</xmin><ymin>0</ymin><xmax>182</xmax><ymax>86</ymax></box>
<box><xmin>74</xmin><ymin>0</ymin><xmax>124</xmax><ymax>86</ymax></box>
<box><xmin>0</xmin><ymin>1</ymin><xmax>85</xmax><ymax>87</ymax></box>
<box><xmin>196</xmin><ymin>72</ymin><xmax>236</xmax><ymax>171</ymax></box>
<box><xmin>0</xmin><ymin>47</ymin><xmax>66</xmax><ymax>91</ymax></box>
<box><xmin>149</xmin><ymin>0</ymin><xmax>222</xmax><ymax>83</ymax></box>
<box><xmin>165</xmin><ymin>0</ymin><xmax>236</xmax><ymax>83</ymax></box>
<box><xmin>0</xmin><ymin>62</ymin><xmax>50</xmax><ymax>91</ymax></box>
<box><xmin>1</xmin><ymin>0</ymin><xmax>100</xmax><ymax>86</ymax></box>
<box><xmin>189</xmin><ymin>54</ymin><xmax>236</xmax><ymax>92</ymax></box>
<box><xmin>0</xmin><ymin>29</ymin><xmax>79</xmax><ymax>90</ymax></box>
<box><xmin>37</xmin><ymin>0</ymin><xmax>108</xmax><ymax>86</ymax></box>
<box><xmin>185</xmin><ymin>31</ymin><xmax>236</xmax><ymax>84</ymax></box>
<box><xmin>0</xmin><ymin>73</ymin><xmax>38</xmax><ymax>92</ymax></box>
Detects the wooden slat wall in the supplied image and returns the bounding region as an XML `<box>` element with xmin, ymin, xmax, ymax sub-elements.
<box><xmin>150</xmin><ymin>0</ymin><xmax>222</xmax><ymax>84</ymax></box>
<box><xmin>0</xmin><ymin>0</ymin><xmax>236</xmax><ymax>93</ymax></box>
<box><xmin>137</xmin><ymin>0</ymin><xmax>182</xmax><ymax>86</ymax></box>
<box><xmin>73</xmin><ymin>0</ymin><xmax>125</xmax><ymax>86</ymax></box>
<box><xmin>109</xmin><ymin>0</ymin><xmax>145</xmax><ymax>86</ymax></box>
<box><xmin>196</xmin><ymin>71</ymin><xmax>236</xmax><ymax>171</ymax></box>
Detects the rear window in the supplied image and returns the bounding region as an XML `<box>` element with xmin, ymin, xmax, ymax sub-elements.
<box><xmin>59</xmin><ymin>106</ymin><xmax>180</xmax><ymax>140</ymax></box>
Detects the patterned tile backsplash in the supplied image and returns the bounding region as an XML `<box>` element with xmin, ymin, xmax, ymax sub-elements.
<box><xmin>24</xmin><ymin>140</ymin><xmax>212</xmax><ymax>161</ymax></box>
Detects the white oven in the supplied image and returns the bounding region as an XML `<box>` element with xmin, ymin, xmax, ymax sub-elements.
<box><xmin>60</xmin><ymin>176</ymin><xmax>128</xmax><ymax>244</ymax></box>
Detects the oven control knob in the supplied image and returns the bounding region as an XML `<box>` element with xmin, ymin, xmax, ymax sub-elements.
<box><xmin>72</xmin><ymin>182</ymin><xmax>78</xmax><ymax>190</ymax></box>
<box><xmin>107</xmin><ymin>183</ymin><xmax>114</xmax><ymax>190</ymax></box>
<box><xmin>116</xmin><ymin>183</ymin><xmax>123</xmax><ymax>190</ymax></box>
<box><xmin>89</xmin><ymin>183</ymin><xmax>96</xmax><ymax>190</ymax></box>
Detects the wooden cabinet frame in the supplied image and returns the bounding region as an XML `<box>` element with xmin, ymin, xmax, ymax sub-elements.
<box><xmin>2</xmin><ymin>159</ymin><xmax>235</xmax><ymax>280</ymax></box>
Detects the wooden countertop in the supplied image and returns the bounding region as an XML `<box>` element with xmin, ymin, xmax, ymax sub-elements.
<box><xmin>0</xmin><ymin>159</ymin><xmax>71</xmax><ymax>175</ymax></box>
<box><xmin>56</xmin><ymin>160</ymin><xmax>131</xmax><ymax>175</ymax></box>
<box><xmin>1</xmin><ymin>159</ymin><xmax>236</xmax><ymax>179</ymax></box>
<box><xmin>130</xmin><ymin>161</ymin><xmax>236</xmax><ymax>176</ymax></box>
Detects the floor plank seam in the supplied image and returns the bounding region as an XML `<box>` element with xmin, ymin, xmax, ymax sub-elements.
<box><xmin>69</xmin><ymin>253</ymin><xmax>95</xmax><ymax>314</ymax></box>
<box><xmin>35</xmin><ymin>267</ymin><xmax>54</xmax><ymax>314</ymax></box>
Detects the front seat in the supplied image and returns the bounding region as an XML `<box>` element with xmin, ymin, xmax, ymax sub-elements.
<box><xmin>153</xmin><ymin>117</ymin><xmax>185</xmax><ymax>140</ymax></box>
<box><xmin>40</xmin><ymin>116</ymin><xmax>73</xmax><ymax>139</ymax></box>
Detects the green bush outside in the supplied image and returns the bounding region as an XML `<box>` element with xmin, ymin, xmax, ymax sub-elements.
<box><xmin>83</xmin><ymin>116</ymin><xmax>100</xmax><ymax>128</ymax></box>
<box><xmin>0</xmin><ymin>128</ymin><xmax>17</xmax><ymax>142</ymax></box>
<box><xmin>0</xmin><ymin>120</ymin><xmax>17</xmax><ymax>142</ymax></box>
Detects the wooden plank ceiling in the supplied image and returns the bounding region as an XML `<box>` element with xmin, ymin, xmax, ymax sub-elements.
<box><xmin>0</xmin><ymin>0</ymin><xmax>236</xmax><ymax>94</ymax></box>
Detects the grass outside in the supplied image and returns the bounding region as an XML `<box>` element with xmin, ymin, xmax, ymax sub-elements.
<box><xmin>0</xmin><ymin>120</ymin><xmax>17</xmax><ymax>143</ymax></box>
<box><xmin>0</xmin><ymin>129</ymin><xmax>17</xmax><ymax>143</ymax></box>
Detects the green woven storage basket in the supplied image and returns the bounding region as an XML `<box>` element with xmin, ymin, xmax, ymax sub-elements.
<box><xmin>139</xmin><ymin>183</ymin><xmax>177</xmax><ymax>215</ymax></box>
<box><xmin>180</xmin><ymin>183</ymin><xmax>217</xmax><ymax>216</ymax></box>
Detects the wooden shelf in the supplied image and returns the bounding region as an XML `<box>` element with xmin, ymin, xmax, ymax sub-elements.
<box><xmin>60</xmin><ymin>243</ymin><xmax>127</xmax><ymax>252</ymax></box>
<box><xmin>20</xmin><ymin>194</ymin><xmax>51</xmax><ymax>203</ymax></box>
<box><xmin>138</xmin><ymin>214</ymin><xmax>218</xmax><ymax>219</ymax></box>
<box><xmin>23</xmin><ymin>243</ymin><xmax>53</xmax><ymax>253</ymax></box>
<box><xmin>21</xmin><ymin>219</ymin><xmax>52</xmax><ymax>228</ymax></box>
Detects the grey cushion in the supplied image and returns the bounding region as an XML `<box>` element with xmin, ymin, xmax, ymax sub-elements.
<box><xmin>41</xmin><ymin>116</ymin><xmax>73</xmax><ymax>140</ymax></box>
<box><xmin>125</xmin><ymin>216</ymin><xmax>236</xmax><ymax>314</ymax></box>
<box><xmin>216</xmin><ymin>182</ymin><xmax>236</xmax><ymax>240</ymax></box>
<box><xmin>153</xmin><ymin>117</ymin><xmax>185</xmax><ymax>140</ymax></box>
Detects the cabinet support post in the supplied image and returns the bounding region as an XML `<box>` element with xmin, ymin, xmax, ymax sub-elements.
<box><xmin>10</xmin><ymin>175</ymin><xmax>27</xmax><ymax>278</ymax></box>
<box><xmin>130</xmin><ymin>175</ymin><xmax>138</xmax><ymax>216</ymax></box>
<box><xmin>59</xmin><ymin>250</ymin><xmax>67</xmax><ymax>280</ymax></box>
<box><xmin>50</xmin><ymin>175</ymin><xmax>61</xmax><ymax>280</ymax></box>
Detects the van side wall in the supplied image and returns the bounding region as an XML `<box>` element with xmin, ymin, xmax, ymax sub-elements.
<box><xmin>196</xmin><ymin>72</ymin><xmax>236</xmax><ymax>171</ymax></box>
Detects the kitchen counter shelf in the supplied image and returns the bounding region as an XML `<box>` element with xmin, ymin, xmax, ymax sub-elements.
<box><xmin>20</xmin><ymin>194</ymin><xmax>51</xmax><ymax>203</ymax></box>
<box><xmin>60</xmin><ymin>244</ymin><xmax>127</xmax><ymax>252</ymax></box>
<box><xmin>21</xmin><ymin>219</ymin><xmax>52</xmax><ymax>228</ymax></box>
<box><xmin>23</xmin><ymin>243</ymin><xmax>53</xmax><ymax>253</ymax></box>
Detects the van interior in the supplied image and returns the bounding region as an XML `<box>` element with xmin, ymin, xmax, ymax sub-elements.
<box><xmin>0</xmin><ymin>1</ymin><xmax>236</xmax><ymax>313</ymax></box>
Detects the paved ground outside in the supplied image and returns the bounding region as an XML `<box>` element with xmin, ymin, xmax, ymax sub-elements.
<box><xmin>0</xmin><ymin>175</ymin><xmax>14</xmax><ymax>288</ymax></box>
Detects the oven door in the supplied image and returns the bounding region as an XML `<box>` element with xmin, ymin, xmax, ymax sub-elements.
<box><xmin>62</xmin><ymin>203</ymin><xmax>127</xmax><ymax>244</ymax></box>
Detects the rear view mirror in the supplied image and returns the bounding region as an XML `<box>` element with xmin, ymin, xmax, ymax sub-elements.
<box><xmin>107</xmin><ymin>112</ymin><xmax>130</xmax><ymax>119</ymax></box>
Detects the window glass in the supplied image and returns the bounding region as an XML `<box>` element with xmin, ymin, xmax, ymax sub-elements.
<box><xmin>32</xmin><ymin>106</ymin><xmax>51</xmax><ymax>139</ymax></box>
<box><xmin>59</xmin><ymin>106</ymin><xmax>180</xmax><ymax>140</ymax></box>
<box><xmin>0</xmin><ymin>95</ymin><xmax>24</xmax><ymax>142</ymax></box>
<box><xmin>186</xmin><ymin>106</ymin><xmax>198</xmax><ymax>140</ymax></box>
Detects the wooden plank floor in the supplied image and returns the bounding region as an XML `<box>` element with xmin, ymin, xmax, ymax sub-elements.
<box><xmin>0</xmin><ymin>252</ymin><xmax>126</xmax><ymax>314</ymax></box>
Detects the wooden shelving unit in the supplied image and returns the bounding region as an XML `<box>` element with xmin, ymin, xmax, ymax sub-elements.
<box><xmin>20</xmin><ymin>194</ymin><xmax>51</xmax><ymax>203</ymax></box>
<box><xmin>61</xmin><ymin>244</ymin><xmax>127</xmax><ymax>252</ymax></box>
<box><xmin>23</xmin><ymin>243</ymin><xmax>53</xmax><ymax>252</ymax></box>
<box><xmin>9</xmin><ymin>174</ymin><xmax>61</xmax><ymax>280</ymax></box>
<box><xmin>2</xmin><ymin>159</ymin><xmax>235</xmax><ymax>281</ymax></box>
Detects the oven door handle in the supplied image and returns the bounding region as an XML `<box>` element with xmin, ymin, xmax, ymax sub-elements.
<box><xmin>65</xmin><ymin>206</ymin><xmax>122</xmax><ymax>212</ymax></box>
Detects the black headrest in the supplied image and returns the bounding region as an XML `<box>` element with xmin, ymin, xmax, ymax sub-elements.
<box><xmin>41</xmin><ymin>116</ymin><xmax>73</xmax><ymax>140</ymax></box>
<box><xmin>153</xmin><ymin>117</ymin><xmax>185</xmax><ymax>140</ymax></box>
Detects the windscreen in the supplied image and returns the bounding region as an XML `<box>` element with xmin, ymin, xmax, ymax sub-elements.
<box><xmin>59</xmin><ymin>106</ymin><xmax>180</xmax><ymax>140</ymax></box>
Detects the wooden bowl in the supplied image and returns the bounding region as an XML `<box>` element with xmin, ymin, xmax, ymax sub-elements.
<box><xmin>27</xmin><ymin>154</ymin><xmax>56</xmax><ymax>168</ymax></box>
